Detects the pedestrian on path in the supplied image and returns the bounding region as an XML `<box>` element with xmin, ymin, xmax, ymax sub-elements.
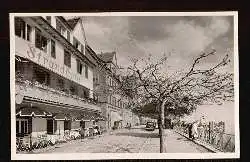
<box><xmin>188</xmin><ymin>123</ymin><xmax>193</xmax><ymax>139</ymax></box>
<box><xmin>80</xmin><ymin>127</ymin><xmax>85</xmax><ymax>141</ymax></box>
<box><xmin>191</xmin><ymin>121</ymin><xmax>199</xmax><ymax>140</ymax></box>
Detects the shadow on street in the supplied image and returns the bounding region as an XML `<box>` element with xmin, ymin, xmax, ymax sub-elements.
<box><xmin>115</xmin><ymin>131</ymin><xmax>159</xmax><ymax>138</ymax></box>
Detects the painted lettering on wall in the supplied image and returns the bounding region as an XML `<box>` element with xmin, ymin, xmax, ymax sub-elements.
<box><xmin>25</xmin><ymin>43</ymin><xmax>82</xmax><ymax>84</ymax></box>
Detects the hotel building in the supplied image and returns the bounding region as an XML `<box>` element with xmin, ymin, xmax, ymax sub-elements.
<box><xmin>14</xmin><ymin>16</ymin><xmax>105</xmax><ymax>139</ymax></box>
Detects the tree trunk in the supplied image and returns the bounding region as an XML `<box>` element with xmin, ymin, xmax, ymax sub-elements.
<box><xmin>159</xmin><ymin>99</ymin><xmax>168</xmax><ymax>153</ymax></box>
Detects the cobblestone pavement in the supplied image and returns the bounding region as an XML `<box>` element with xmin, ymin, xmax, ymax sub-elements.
<box><xmin>39</xmin><ymin>126</ymin><xmax>210</xmax><ymax>153</ymax></box>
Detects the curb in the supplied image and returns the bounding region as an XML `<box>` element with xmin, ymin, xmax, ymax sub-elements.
<box><xmin>174</xmin><ymin>130</ymin><xmax>221</xmax><ymax>153</ymax></box>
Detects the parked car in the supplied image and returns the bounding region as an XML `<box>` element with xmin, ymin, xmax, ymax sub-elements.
<box><xmin>145</xmin><ymin>122</ymin><xmax>156</xmax><ymax>131</ymax></box>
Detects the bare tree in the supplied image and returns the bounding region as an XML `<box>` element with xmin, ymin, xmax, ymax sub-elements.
<box><xmin>118</xmin><ymin>49</ymin><xmax>234</xmax><ymax>153</ymax></box>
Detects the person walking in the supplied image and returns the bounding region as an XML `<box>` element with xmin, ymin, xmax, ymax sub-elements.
<box><xmin>80</xmin><ymin>127</ymin><xmax>85</xmax><ymax>142</ymax></box>
<box><xmin>192</xmin><ymin>121</ymin><xmax>199</xmax><ymax>140</ymax></box>
<box><xmin>188</xmin><ymin>123</ymin><xmax>193</xmax><ymax>139</ymax></box>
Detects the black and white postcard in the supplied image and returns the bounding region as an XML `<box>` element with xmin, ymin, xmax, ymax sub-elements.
<box><xmin>10</xmin><ymin>12</ymin><xmax>239</xmax><ymax>160</ymax></box>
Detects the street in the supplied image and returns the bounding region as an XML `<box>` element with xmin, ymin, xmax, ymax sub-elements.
<box><xmin>38</xmin><ymin>126</ymin><xmax>211</xmax><ymax>153</ymax></box>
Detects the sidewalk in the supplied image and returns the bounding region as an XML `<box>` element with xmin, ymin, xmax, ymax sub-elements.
<box><xmin>174</xmin><ymin>129</ymin><xmax>221</xmax><ymax>153</ymax></box>
<box><xmin>164</xmin><ymin>129</ymin><xmax>211</xmax><ymax>153</ymax></box>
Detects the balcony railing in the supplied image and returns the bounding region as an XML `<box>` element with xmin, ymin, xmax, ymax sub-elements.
<box><xmin>15</xmin><ymin>78</ymin><xmax>101</xmax><ymax>112</ymax></box>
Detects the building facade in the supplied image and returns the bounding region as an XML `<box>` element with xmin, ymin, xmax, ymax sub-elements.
<box><xmin>93</xmin><ymin>52</ymin><xmax>140</xmax><ymax>130</ymax></box>
<box><xmin>14</xmin><ymin>16</ymin><xmax>105</xmax><ymax>140</ymax></box>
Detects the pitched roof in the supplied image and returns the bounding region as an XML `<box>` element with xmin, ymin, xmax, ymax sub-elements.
<box><xmin>97</xmin><ymin>52</ymin><xmax>116</xmax><ymax>63</ymax></box>
<box><xmin>66</xmin><ymin>17</ymin><xmax>81</xmax><ymax>29</ymax></box>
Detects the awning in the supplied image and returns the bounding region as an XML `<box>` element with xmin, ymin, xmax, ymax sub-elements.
<box><xmin>73</xmin><ymin>111</ymin><xmax>106</xmax><ymax>121</ymax></box>
<box><xmin>53</xmin><ymin>113</ymin><xmax>71</xmax><ymax>121</ymax></box>
<box><xmin>71</xmin><ymin>112</ymin><xmax>84</xmax><ymax>121</ymax></box>
<box><xmin>70</xmin><ymin>111</ymin><xmax>94</xmax><ymax>121</ymax></box>
<box><xmin>16</xmin><ymin>106</ymin><xmax>52</xmax><ymax>117</ymax></box>
<box><xmin>93</xmin><ymin>113</ymin><xmax>106</xmax><ymax>121</ymax></box>
<box><xmin>16</xmin><ymin>102</ymin><xmax>104</xmax><ymax>121</ymax></box>
<box><xmin>82</xmin><ymin>112</ymin><xmax>95</xmax><ymax>121</ymax></box>
<box><xmin>53</xmin><ymin>110</ymin><xmax>102</xmax><ymax>121</ymax></box>
<box><xmin>15</xmin><ymin>55</ymin><xmax>29</xmax><ymax>62</ymax></box>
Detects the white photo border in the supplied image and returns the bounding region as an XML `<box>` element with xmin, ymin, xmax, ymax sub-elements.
<box><xmin>10</xmin><ymin>11</ymin><xmax>239</xmax><ymax>160</ymax></box>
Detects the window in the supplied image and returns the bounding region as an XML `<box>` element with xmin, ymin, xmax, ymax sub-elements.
<box><xmin>51</xmin><ymin>40</ymin><xmax>56</xmax><ymax>58</ymax></box>
<box><xmin>15</xmin><ymin>60</ymin><xmax>25</xmax><ymax>75</ymax></box>
<box><xmin>15</xmin><ymin>17</ymin><xmax>32</xmax><ymax>41</ymax></box>
<box><xmin>115</xmin><ymin>98</ymin><xmax>118</xmax><ymax>107</ymax></box>
<box><xmin>15</xmin><ymin>17</ymin><xmax>26</xmax><ymax>39</ymax></box>
<box><xmin>64</xmin><ymin>120</ymin><xmax>71</xmax><ymax>130</ymax></box>
<box><xmin>35</xmin><ymin>28</ymin><xmax>48</xmax><ymax>52</ymax></box>
<box><xmin>47</xmin><ymin>119</ymin><xmax>54</xmax><ymax>134</ymax></box>
<box><xmin>73</xmin><ymin>37</ymin><xmax>79</xmax><ymax>49</ymax></box>
<box><xmin>26</xmin><ymin>24</ymin><xmax>32</xmax><ymax>41</ymax></box>
<box><xmin>119</xmin><ymin>100</ymin><xmax>121</xmax><ymax>108</ymax></box>
<box><xmin>46</xmin><ymin>120</ymin><xmax>57</xmax><ymax>135</ymax></box>
<box><xmin>76</xmin><ymin>59</ymin><xmax>82</xmax><ymax>74</ymax></box>
<box><xmin>107</xmin><ymin>95</ymin><xmax>110</xmax><ymax>104</ymax></box>
<box><xmin>85</xmin><ymin>64</ymin><xmax>88</xmax><ymax>78</ymax></box>
<box><xmin>33</xmin><ymin>68</ymin><xmax>50</xmax><ymax>85</ymax></box>
<box><xmin>46</xmin><ymin>16</ymin><xmax>51</xmax><ymax>24</ymax></box>
<box><xmin>109</xmin><ymin>95</ymin><xmax>112</xmax><ymax>104</ymax></box>
<box><xmin>95</xmin><ymin>77</ymin><xmax>98</xmax><ymax>83</ymax></box>
<box><xmin>70</xmin><ymin>85</ymin><xmax>77</xmax><ymax>95</ymax></box>
<box><xmin>106</xmin><ymin>76</ymin><xmax>109</xmax><ymax>85</ymax></box>
<box><xmin>82</xmin><ymin>88</ymin><xmax>89</xmax><ymax>98</ymax></box>
<box><xmin>64</xmin><ymin>50</ymin><xmax>71</xmax><ymax>67</ymax></box>
<box><xmin>16</xmin><ymin>119</ymin><xmax>29</xmax><ymax>137</ymax></box>
<box><xmin>83</xmin><ymin>89</ymin><xmax>90</xmax><ymax>98</ymax></box>
<box><xmin>109</xmin><ymin>77</ymin><xmax>112</xmax><ymax>86</ymax></box>
<box><xmin>93</xmin><ymin>94</ymin><xmax>98</xmax><ymax>101</ymax></box>
<box><xmin>83</xmin><ymin>90</ymin><xmax>87</xmax><ymax>98</ymax></box>
<box><xmin>16</xmin><ymin>121</ymin><xmax>19</xmax><ymax>135</ymax></box>
<box><xmin>80</xmin><ymin>121</ymin><xmax>85</xmax><ymax>129</ymax></box>
<box><xmin>56</xmin><ymin>19</ymin><xmax>60</xmax><ymax>31</ymax></box>
<box><xmin>56</xmin><ymin>19</ymin><xmax>66</xmax><ymax>36</ymax></box>
<box><xmin>67</xmin><ymin>31</ymin><xmax>70</xmax><ymax>42</ymax></box>
<box><xmin>112</xmin><ymin>97</ymin><xmax>116</xmax><ymax>106</ymax></box>
<box><xmin>93</xmin><ymin>75</ymin><xmax>99</xmax><ymax>84</ymax></box>
<box><xmin>81</xmin><ymin>44</ymin><xmax>85</xmax><ymax>54</ymax></box>
<box><xmin>57</xmin><ymin>78</ymin><xmax>64</xmax><ymax>91</ymax></box>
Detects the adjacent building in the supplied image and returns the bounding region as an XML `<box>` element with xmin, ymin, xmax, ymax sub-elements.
<box><xmin>93</xmin><ymin>51</ymin><xmax>140</xmax><ymax>129</ymax></box>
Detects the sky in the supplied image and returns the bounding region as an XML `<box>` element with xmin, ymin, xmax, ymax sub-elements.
<box><xmin>76</xmin><ymin>16</ymin><xmax>234</xmax><ymax>73</ymax></box>
<box><xmin>66</xmin><ymin>15</ymin><xmax>235</xmax><ymax>132</ymax></box>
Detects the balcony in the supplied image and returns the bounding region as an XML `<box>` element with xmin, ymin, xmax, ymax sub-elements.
<box><xmin>15</xmin><ymin>78</ymin><xmax>101</xmax><ymax>112</ymax></box>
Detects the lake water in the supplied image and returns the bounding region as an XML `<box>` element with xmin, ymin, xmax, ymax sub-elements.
<box><xmin>182</xmin><ymin>102</ymin><xmax>236</xmax><ymax>135</ymax></box>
